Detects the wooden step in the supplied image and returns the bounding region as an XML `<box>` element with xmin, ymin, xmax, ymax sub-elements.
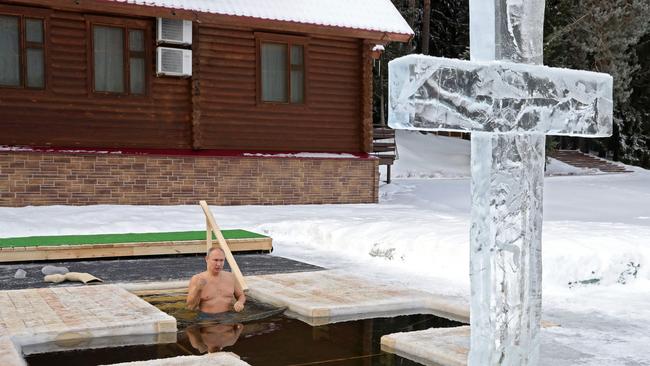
<box><xmin>373</xmin><ymin>127</ymin><xmax>395</xmax><ymax>140</ymax></box>
<box><xmin>550</xmin><ymin>150</ymin><xmax>632</xmax><ymax>173</ymax></box>
<box><xmin>377</xmin><ymin>156</ymin><xmax>396</xmax><ymax>165</ymax></box>
<box><xmin>373</xmin><ymin>143</ymin><xmax>396</xmax><ymax>153</ymax></box>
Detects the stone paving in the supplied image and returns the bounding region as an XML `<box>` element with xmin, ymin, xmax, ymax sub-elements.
<box><xmin>381</xmin><ymin>323</ymin><xmax>566</xmax><ymax>366</ymax></box>
<box><xmin>381</xmin><ymin>326</ymin><xmax>470</xmax><ymax>366</ymax></box>
<box><xmin>0</xmin><ymin>284</ymin><xmax>176</xmax><ymax>365</ymax></box>
<box><xmin>0</xmin><ymin>267</ymin><xmax>470</xmax><ymax>365</ymax></box>
<box><xmin>0</xmin><ymin>335</ymin><xmax>25</xmax><ymax>366</ymax></box>
<box><xmin>247</xmin><ymin>269</ymin><xmax>469</xmax><ymax>325</ymax></box>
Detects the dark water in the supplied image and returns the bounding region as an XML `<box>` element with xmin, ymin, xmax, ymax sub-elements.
<box><xmin>25</xmin><ymin>294</ymin><xmax>465</xmax><ymax>366</ymax></box>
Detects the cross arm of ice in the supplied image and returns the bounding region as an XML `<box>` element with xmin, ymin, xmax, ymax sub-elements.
<box><xmin>388</xmin><ymin>54</ymin><xmax>613</xmax><ymax>137</ymax></box>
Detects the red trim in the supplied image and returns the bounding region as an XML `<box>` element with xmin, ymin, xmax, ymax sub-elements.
<box><xmin>0</xmin><ymin>145</ymin><xmax>375</xmax><ymax>160</ymax></box>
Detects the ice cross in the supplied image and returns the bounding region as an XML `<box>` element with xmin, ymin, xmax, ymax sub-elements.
<box><xmin>388</xmin><ymin>1</ymin><xmax>613</xmax><ymax>365</ymax></box>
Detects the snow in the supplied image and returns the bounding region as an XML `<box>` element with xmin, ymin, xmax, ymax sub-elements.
<box><xmin>110</xmin><ymin>0</ymin><xmax>413</xmax><ymax>36</ymax></box>
<box><xmin>242</xmin><ymin>152</ymin><xmax>359</xmax><ymax>159</ymax></box>
<box><xmin>0</xmin><ymin>146</ymin><xmax>121</xmax><ymax>154</ymax></box>
<box><xmin>381</xmin><ymin>131</ymin><xmax>471</xmax><ymax>179</ymax></box>
<box><xmin>1</xmin><ymin>134</ymin><xmax>650</xmax><ymax>365</ymax></box>
<box><xmin>545</xmin><ymin>158</ymin><xmax>597</xmax><ymax>176</ymax></box>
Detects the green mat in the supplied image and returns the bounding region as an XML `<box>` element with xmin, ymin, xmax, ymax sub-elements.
<box><xmin>0</xmin><ymin>230</ymin><xmax>268</xmax><ymax>248</ymax></box>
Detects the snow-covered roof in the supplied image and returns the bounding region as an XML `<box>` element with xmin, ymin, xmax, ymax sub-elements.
<box><xmin>111</xmin><ymin>0</ymin><xmax>414</xmax><ymax>37</ymax></box>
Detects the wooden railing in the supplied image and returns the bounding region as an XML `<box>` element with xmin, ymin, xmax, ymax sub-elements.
<box><xmin>372</xmin><ymin>127</ymin><xmax>397</xmax><ymax>183</ymax></box>
<box><xmin>199</xmin><ymin>200</ymin><xmax>248</xmax><ymax>291</ymax></box>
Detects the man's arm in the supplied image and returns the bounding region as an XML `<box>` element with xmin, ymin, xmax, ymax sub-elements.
<box><xmin>186</xmin><ymin>275</ymin><xmax>206</xmax><ymax>310</ymax></box>
<box><xmin>185</xmin><ymin>325</ymin><xmax>208</xmax><ymax>353</ymax></box>
<box><xmin>233</xmin><ymin>281</ymin><xmax>246</xmax><ymax>312</ymax></box>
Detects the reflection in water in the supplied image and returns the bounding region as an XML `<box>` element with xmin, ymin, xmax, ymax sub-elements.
<box><xmin>186</xmin><ymin>323</ymin><xmax>244</xmax><ymax>353</ymax></box>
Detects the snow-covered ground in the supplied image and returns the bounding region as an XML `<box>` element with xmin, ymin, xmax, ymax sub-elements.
<box><xmin>1</xmin><ymin>131</ymin><xmax>649</xmax><ymax>365</ymax></box>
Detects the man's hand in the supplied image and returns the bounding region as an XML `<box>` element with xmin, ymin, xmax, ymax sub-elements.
<box><xmin>233</xmin><ymin>300</ymin><xmax>244</xmax><ymax>312</ymax></box>
<box><xmin>186</xmin><ymin>275</ymin><xmax>206</xmax><ymax>310</ymax></box>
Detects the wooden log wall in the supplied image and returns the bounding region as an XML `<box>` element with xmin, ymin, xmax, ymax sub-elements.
<box><xmin>195</xmin><ymin>25</ymin><xmax>363</xmax><ymax>152</ymax></box>
<box><xmin>0</xmin><ymin>7</ymin><xmax>192</xmax><ymax>149</ymax></box>
<box><xmin>0</xmin><ymin>4</ymin><xmax>368</xmax><ymax>153</ymax></box>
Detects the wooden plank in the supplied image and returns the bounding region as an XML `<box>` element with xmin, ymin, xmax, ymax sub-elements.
<box><xmin>362</xmin><ymin>56</ymin><xmax>374</xmax><ymax>155</ymax></box>
<box><xmin>0</xmin><ymin>238</ymin><xmax>272</xmax><ymax>263</ymax></box>
<box><xmin>199</xmin><ymin>200</ymin><xmax>249</xmax><ymax>291</ymax></box>
<box><xmin>378</xmin><ymin>156</ymin><xmax>396</xmax><ymax>165</ymax></box>
<box><xmin>373</xmin><ymin>128</ymin><xmax>395</xmax><ymax>139</ymax></box>
<box><xmin>205</xmin><ymin>218</ymin><xmax>212</xmax><ymax>254</ymax></box>
<box><xmin>191</xmin><ymin>21</ymin><xmax>202</xmax><ymax>150</ymax></box>
<box><xmin>373</xmin><ymin>145</ymin><xmax>396</xmax><ymax>153</ymax></box>
<box><xmin>373</xmin><ymin>142</ymin><xmax>396</xmax><ymax>148</ymax></box>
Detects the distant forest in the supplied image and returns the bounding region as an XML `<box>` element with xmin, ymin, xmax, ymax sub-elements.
<box><xmin>374</xmin><ymin>0</ymin><xmax>650</xmax><ymax>168</ymax></box>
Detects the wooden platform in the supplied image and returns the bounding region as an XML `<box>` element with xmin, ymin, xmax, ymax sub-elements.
<box><xmin>0</xmin><ymin>237</ymin><xmax>272</xmax><ymax>263</ymax></box>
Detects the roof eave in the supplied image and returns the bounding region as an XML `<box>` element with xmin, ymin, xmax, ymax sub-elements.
<box><xmin>7</xmin><ymin>0</ymin><xmax>413</xmax><ymax>42</ymax></box>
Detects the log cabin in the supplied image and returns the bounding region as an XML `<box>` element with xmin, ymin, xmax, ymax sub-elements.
<box><xmin>0</xmin><ymin>0</ymin><xmax>412</xmax><ymax>206</ymax></box>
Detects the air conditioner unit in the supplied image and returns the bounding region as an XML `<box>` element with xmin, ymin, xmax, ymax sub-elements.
<box><xmin>157</xmin><ymin>18</ymin><xmax>192</xmax><ymax>45</ymax></box>
<box><xmin>156</xmin><ymin>47</ymin><xmax>192</xmax><ymax>77</ymax></box>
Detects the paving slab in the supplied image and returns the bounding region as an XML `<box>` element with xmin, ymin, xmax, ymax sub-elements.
<box><xmin>381</xmin><ymin>326</ymin><xmax>469</xmax><ymax>366</ymax></box>
<box><xmin>0</xmin><ymin>335</ymin><xmax>25</xmax><ymax>366</ymax></box>
<box><xmin>0</xmin><ymin>285</ymin><xmax>176</xmax><ymax>349</ymax></box>
<box><xmin>247</xmin><ymin>269</ymin><xmax>469</xmax><ymax>325</ymax></box>
<box><xmin>21</xmin><ymin>332</ymin><xmax>177</xmax><ymax>356</ymax></box>
<box><xmin>380</xmin><ymin>323</ymin><xmax>570</xmax><ymax>366</ymax></box>
<box><xmin>101</xmin><ymin>352</ymin><xmax>250</xmax><ymax>366</ymax></box>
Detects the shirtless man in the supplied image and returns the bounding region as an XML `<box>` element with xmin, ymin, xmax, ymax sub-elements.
<box><xmin>186</xmin><ymin>247</ymin><xmax>246</xmax><ymax>314</ymax></box>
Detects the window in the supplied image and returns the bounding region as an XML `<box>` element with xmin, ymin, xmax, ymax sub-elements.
<box><xmin>0</xmin><ymin>14</ymin><xmax>45</xmax><ymax>89</ymax></box>
<box><xmin>90</xmin><ymin>17</ymin><xmax>148</xmax><ymax>95</ymax></box>
<box><xmin>256</xmin><ymin>33</ymin><xmax>306</xmax><ymax>104</ymax></box>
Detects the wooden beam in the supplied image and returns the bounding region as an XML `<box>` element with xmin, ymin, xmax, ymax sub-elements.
<box><xmin>205</xmin><ymin>217</ymin><xmax>212</xmax><ymax>253</ymax></box>
<box><xmin>191</xmin><ymin>21</ymin><xmax>202</xmax><ymax>150</ymax></box>
<box><xmin>6</xmin><ymin>0</ymin><xmax>412</xmax><ymax>42</ymax></box>
<box><xmin>0</xmin><ymin>238</ymin><xmax>273</xmax><ymax>262</ymax></box>
<box><xmin>361</xmin><ymin>40</ymin><xmax>374</xmax><ymax>153</ymax></box>
<box><xmin>199</xmin><ymin>200</ymin><xmax>248</xmax><ymax>291</ymax></box>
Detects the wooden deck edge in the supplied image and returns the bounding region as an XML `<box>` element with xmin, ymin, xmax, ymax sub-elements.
<box><xmin>0</xmin><ymin>238</ymin><xmax>272</xmax><ymax>262</ymax></box>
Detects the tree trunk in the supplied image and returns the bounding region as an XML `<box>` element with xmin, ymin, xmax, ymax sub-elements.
<box><xmin>408</xmin><ymin>0</ymin><xmax>416</xmax><ymax>29</ymax></box>
<box><xmin>422</xmin><ymin>0</ymin><xmax>431</xmax><ymax>55</ymax></box>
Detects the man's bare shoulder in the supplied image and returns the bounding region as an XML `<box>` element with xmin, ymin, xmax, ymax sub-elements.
<box><xmin>191</xmin><ymin>272</ymin><xmax>209</xmax><ymax>282</ymax></box>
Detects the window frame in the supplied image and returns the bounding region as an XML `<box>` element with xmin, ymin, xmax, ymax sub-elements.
<box><xmin>86</xmin><ymin>15</ymin><xmax>151</xmax><ymax>97</ymax></box>
<box><xmin>255</xmin><ymin>32</ymin><xmax>308</xmax><ymax>107</ymax></box>
<box><xmin>0</xmin><ymin>4</ymin><xmax>49</xmax><ymax>91</ymax></box>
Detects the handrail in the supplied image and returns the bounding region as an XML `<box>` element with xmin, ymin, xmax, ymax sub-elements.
<box><xmin>199</xmin><ymin>200</ymin><xmax>249</xmax><ymax>291</ymax></box>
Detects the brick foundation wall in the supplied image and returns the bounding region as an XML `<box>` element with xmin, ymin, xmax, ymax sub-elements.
<box><xmin>0</xmin><ymin>151</ymin><xmax>379</xmax><ymax>206</ymax></box>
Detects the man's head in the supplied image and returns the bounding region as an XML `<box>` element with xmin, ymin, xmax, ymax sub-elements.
<box><xmin>205</xmin><ymin>247</ymin><xmax>226</xmax><ymax>275</ymax></box>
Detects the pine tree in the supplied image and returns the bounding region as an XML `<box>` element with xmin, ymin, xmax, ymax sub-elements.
<box><xmin>544</xmin><ymin>0</ymin><xmax>650</xmax><ymax>167</ymax></box>
<box><xmin>373</xmin><ymin>0</ymin><xmax>469</xmax><ymax>125</ymax></box>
